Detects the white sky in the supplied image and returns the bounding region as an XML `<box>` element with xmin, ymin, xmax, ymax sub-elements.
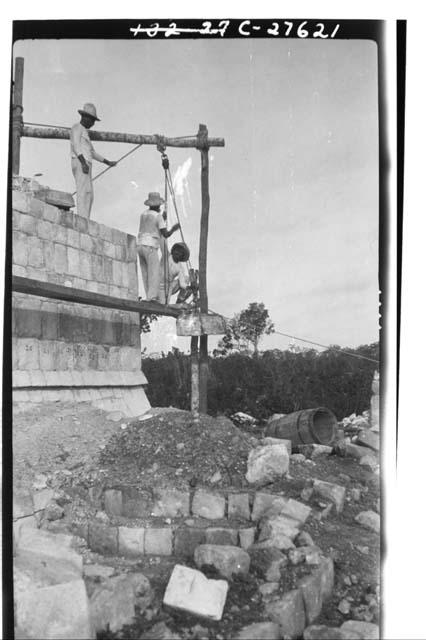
<box><xmin>13</xmin><ymin>37</ymin><xmax>379</xmax><ymax>353</ymax></box>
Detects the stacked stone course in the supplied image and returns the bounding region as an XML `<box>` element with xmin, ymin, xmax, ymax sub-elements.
<box><xmin>12</xmin><ymin>182</ymin><xmax>149</xmax><ymax>415</ymax></box>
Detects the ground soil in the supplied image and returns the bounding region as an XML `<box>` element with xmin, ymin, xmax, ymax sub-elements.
<box><xmin>12</xmin><ymin>402</ymin><xmax>380</xmax><ymax>639</ymax></box>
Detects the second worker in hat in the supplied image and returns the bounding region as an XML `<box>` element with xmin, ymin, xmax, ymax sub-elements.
<box><xmin>70</xmin><ymin>103</ymin><xmax>118</xmax><ymax>219</ymax></box>
<box><xmin>136</xmin><ymin>192</ymin><xmax>181</xmax><ymax>301</ymax></box>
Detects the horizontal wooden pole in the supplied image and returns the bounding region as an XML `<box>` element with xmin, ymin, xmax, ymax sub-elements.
<box><xmin>12</xmin><ymin>275</ymin><xmax>180</xmax><ymax>318</ymax></box>
<box><xmin>21</xmin><ymin>126</ymin><xmax>225</xmax><ymax>149</ymax></box>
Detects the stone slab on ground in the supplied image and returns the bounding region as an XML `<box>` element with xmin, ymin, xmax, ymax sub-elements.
<box><xmin>261</xmin><ymin>437</ymin><xmax>292</xmax><ymax>456</ymax></box>
<box><xmin>313</xmin><ymin>480</ymin><xmax>346</xmax><ymax>514</ymax></box>
<box><xmin>235</xmin><ymin>621</ymin><xmax>282</xmax><ymax>639</ymax></box>
<box><xmin>15</xmin><ymin>528</ymin><xmax>82</xmax><ymax>572</ymax></box>
<box><xmin>340</xmin><ymin>620</ymin><xmax>380</xmax><ymax>639</ymax></box>
<box><xmin>246</xmin><ymin>444</ymin><xmax>289</xmax><ymax>485</ymax></box>
<box><xmin>14</xmin><ymin>549</ymin><xmax>82</xmax><ymax>600</ymax></box>
<box><xmin>194</xmin><ymin>544</ymin><xmax>250</xmax><ymax>579</ymax></box>
<box><xmin>163</xmin><ymin>564</ymin><xmax>228</xmax><ymax>621</ymax></box>
<box><xmin>265</xmin><ymin>588</ymin><xmax>306</xmax><ymax>639</ymax></box>
<box><xmin>16</xmin><ymin>578</ymin><xmax>94</xmax><ymax>639</ymax></box>
<box><xmin>192</xmin><ymin>489</ymin><xmax>226</xmax><ymax>520</ymax></box>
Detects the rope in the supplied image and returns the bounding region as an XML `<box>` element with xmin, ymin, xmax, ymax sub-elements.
<box><xmin>208</xmin><ymin>308</ymin><xmax>379</xmax><ymax>364</ymax></box>
<box><xmin>71</xmin><ymin>143</ymin><xmax>143</xmax><ymax>196</ymax></box>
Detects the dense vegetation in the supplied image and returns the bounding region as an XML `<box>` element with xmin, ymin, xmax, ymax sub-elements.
<box><xmin>142</xmin><ymin>342</ymin><xmax>379</xmax><ymax>421</ymax></box>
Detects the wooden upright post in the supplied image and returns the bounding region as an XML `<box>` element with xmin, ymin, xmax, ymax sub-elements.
<box><xmin>198</xmin><ymin>124</ymin><xmax>210</xmax><ymax>414</ymax></box>
<box><xmin>12</xmin><ymin>57</ymin><xmax>24</xmax><ymax>175</ymax></box>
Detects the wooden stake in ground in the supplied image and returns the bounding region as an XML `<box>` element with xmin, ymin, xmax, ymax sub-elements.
<box><xmin>198</xmin><ymin>124</ymin><xmax>210</xmax><ymax>415</ymax></box>
<box><xmin>12</xmin><ymin>57</ymin><xmax>24</xmax><ymax>175</ymax></box>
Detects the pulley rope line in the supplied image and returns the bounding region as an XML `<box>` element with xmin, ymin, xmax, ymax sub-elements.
<box><xmin>207</xmin><ymin>307</ymin><xmax>379</xmax><ymax>364</ymax></box>
<box><xmin>70</xmin><ymin>143</ymin><xmax>143</xmax><ymax>196</ymax></box>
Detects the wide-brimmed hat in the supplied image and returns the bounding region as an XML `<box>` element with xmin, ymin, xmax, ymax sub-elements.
<box><xmin>144</xmin><ymin>192</ymin><xmax>165</xmax><ymax>207</ymax></box>
<box><xmin>78</xmin><ymin>103</ymin><xmax>100</xmax><ymax>121</ymax></box>
<box><xmin>171</xmin><ymin>242</ymin><xmax>190</xmax><ymax>261</ymax></box>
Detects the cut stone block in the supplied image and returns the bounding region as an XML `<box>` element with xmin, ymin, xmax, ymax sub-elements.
<box><xmin>246</xmin><ymin>444</ymin><xmax>289</xmax><ymax>485</ymax></box>
<box><xmin>313</xmin><ymin>480</ymin><xmax>346</xmax><ymax>514</ymax></box>
<box><xmin>104</xmin><ymin>490</ymin><xmax>123</xmax><ymax>516</ymax></box>
<box><xmin>239</xmin><ymin>528</ymin><xmax>256</xmax><ymax>550</ymax></box>
<box><xmin>144</xmin><ymin>528</ymin><xmax>173</xmax><ymax>555</ymax></box>
<box><xmin>152</xmin><ymin>488</ymin><xmax>190</xmax><ymax>518</ymax></box>
<box><xmin>265</xmin><ymin>588</ymin><xmax>306</xmax><ymax>639</ymax></box>
<box><xmin>163</xmin><ymin>564</ymin><xmax>228</xmax><ymax>621</ymax></box>
<box><xmin>205</xmin><ymin>527</ymin><xmax>238</xmax><ymax>546</ymax></box>
<box><xmin>194</xmin><ymin>544</ymin><xmax>250</xmax><ymax>579</ymax></box>
<box><xmin>228</xmin><ymin>493</ymin><xmax>251</xmax><ymax>520</ymax></box>
<box><xmin>118</xmin><ymin>527</ymin><xmax>145</xmax><ymax>557</ymax></box>
<box><xmin>16</xmin><ymin>578</ymin><xmax>93</xmax><ymax>640</ymax></box>
<box><xmin>88</xmin><ymin>522</ymin><xmax>118</xmax><ymax>555</ymax></box>
<box><xmin>192</xmin><ymin>489</ymin><xmax>226</xmax><ymax>520</ymax></box>
<box><xmin>298</xmin><ymin>570</ymin><xmax>323</xmax><ymax>624</ymax></box>
<box><xmin>317</xmin><ymin>557</ymin><xmax>334</xmax><ymax>600</ymax></box>
<box><xmin>340</xmin><ymin>620</ymin><xmax>379</xmax><ymax>639</ymax></box>
<box><xmin>122</xmin><ymin>488</ymin><xmax>153</xmax><ymax>518</ymax></box>
<box><xmin>252</xmin><ymin>493</ymin><xmax>311</xmax><ymax>524</ymax></box>
<box><xmin>236</xmin><ymin>621</ymin><xmax>282</xmax><ymax>639</ymax></box>
<box><xmin>248</xmin><ymin>546</ymin><xmax>287</xmax><ymax>582</ymax></box>
<box><xmin>174</xmin><ymin>527</ymin><xmax>206</xmax><ymax>558</ymax></box>
<box><xmin>354</xmin><ymin>510</ymin><xmax>380</xmax><ymax>534</ymax></box>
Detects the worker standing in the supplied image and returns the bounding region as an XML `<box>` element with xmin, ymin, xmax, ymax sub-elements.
<box><xmin>137</xmin><ymin>192</ymin><xmax>180</xmax><ymax>301</ymax></box>
<box><xmin>70</xmin><ymin>103</ymin><xmax>117</xmax><ymax>218</ymax></box>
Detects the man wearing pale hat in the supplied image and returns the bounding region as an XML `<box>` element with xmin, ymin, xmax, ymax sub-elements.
<box><xmin>137</xmin><ymin>192</ymin><xmax>180</xmax><ymax>301</ymax></box>
<box><xmin>70</xmin><ymin>103</ymin><xmax>117</xmax><ymax>218</ymax></box>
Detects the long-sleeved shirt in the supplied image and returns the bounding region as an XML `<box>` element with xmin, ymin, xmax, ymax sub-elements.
<box><xmin>70</xmin><ymin>122</ymin><xmax>104</xmax><ymax>164</ymax></box>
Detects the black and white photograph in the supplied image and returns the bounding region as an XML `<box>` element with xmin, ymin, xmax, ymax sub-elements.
<box><xmin>3</xmin><ymin>14</ymin><xmax>407</xmax><ymax>640</ymax></box>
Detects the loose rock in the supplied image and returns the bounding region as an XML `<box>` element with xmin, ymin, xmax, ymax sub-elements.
<box><xmin>194</xmin><ymin>544</ymin><xmax>250</xmax><ymax>579</ymax></box>
<box><xmin>340</xmin><ymin>620</ymin><xmax>379</xmax><ymax>639</ymax></box>
<box><xmin>249</xmin><ymin>546</ymin><xmax>287</xmax><ymax>582</ymax></box>
<box><xmin>313</xmin><ymin>480</ymin><xmax>346</xmax><ymax>514</ymax></box>
<box><xmin>354</xmin><ymin>511</ymin><xmax>380</xmax><ymax>534</ymax></box>
<box><xmin>338</xmin><ymin>598</ymin><xmax>351</xmax><ymax>615</ymax></box>
<box><xmin>246</xmin><ymin>444</ymin><xmax>289</xmax><ymax>485</ymax></box>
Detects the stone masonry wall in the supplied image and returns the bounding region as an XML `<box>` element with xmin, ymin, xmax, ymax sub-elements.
<box><xmin>12</xmin><ymin>184</ymin><xmax>150</xmax><ymax>416</ymax></box>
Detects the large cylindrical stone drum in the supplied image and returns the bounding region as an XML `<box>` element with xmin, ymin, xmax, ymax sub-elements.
<box><xmin>266</xmin><ymin>407</ymin><xmax>337</xmax><ymax>446</ymax></box>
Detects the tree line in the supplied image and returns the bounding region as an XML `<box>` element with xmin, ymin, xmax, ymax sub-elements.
<box><xmin>142</xmin><ymin>342</ymin><xmax>379</xmax><ymax>421</ymax></box>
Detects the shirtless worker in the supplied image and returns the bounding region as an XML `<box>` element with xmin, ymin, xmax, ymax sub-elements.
<box><xmin>159</xmin><ymin>242</ymin><xmax>192</xmax><ymax>305</ymax></box>
<box><xmin>137</xmin><ymin>192</ymin><xmax>180</xmax><ymax>301</ymax></box>
<box><xmin>70</xmin><ymin>103</ymin><xmax>117</xmax><ymax>218</ymax></box>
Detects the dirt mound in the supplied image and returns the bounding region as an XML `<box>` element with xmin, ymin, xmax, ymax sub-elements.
<box><xmin>99</xmin><ymin>410</ymin><xmax>255</xmax><ymax>489</ymax></box>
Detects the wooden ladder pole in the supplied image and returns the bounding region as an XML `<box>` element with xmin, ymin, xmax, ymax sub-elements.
<box><xmin>12</xmin><ymin>57</ymin><xmax>24</xmax><ymax>175</ymax></box>
<box><xmin>198</xmin><ymin>124</ymin><xmax>210</xmax><ymax>415</ymax></box>
<box><xmin>190</xmin><ymin>336</ymin><xmax>200</xmax><ymax>414</ymax></box>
